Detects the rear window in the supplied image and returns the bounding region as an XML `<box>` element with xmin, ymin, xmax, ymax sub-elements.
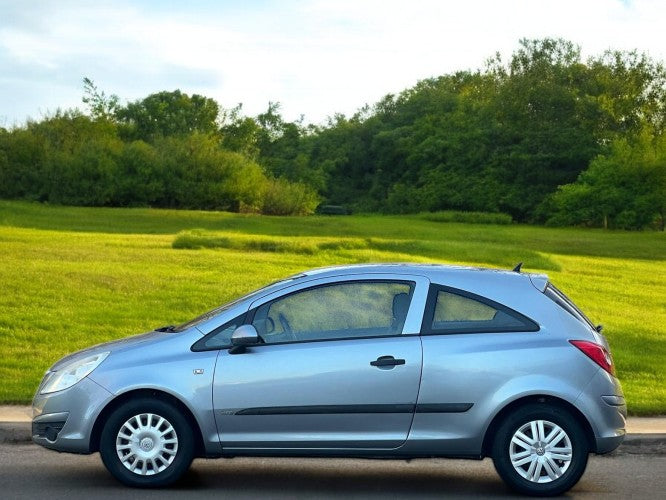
<box><xmin>544</xmin><ymin>284</ymin><xmax>595</xmax><ymax>329</ymax></box>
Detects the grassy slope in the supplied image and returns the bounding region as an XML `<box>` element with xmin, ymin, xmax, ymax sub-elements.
<box><xmin>0</xmin><ymin>201</ymin><xmax>664</xmax><ymax>414</ymax></box>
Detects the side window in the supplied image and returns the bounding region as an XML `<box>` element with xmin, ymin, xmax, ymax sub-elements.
<box><xmin>192</xmin><ymin>315</ymin><xmax>244</xmax><ymax>350</ymax></box>
<box><xmin>252</xmin><ymin>281</ymin><xmax>414</xmax><ymax>344</ymax></box>
<box><xmin>426</xmin><ymin>287</ymin><xmax>538</xmax><ymax>334</ymax></box>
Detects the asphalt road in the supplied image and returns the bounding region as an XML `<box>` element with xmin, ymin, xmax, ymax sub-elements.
<box><xmin>0</xmin><ymin>444</ymin><xmax>663</xmax><ymax>499</ymax></box>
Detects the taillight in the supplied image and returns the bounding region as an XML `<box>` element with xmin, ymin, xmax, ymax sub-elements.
<box><xmin>569</xmin><ymin>340</ymin><xmax>616</xmax><ymax>376</ymax></box>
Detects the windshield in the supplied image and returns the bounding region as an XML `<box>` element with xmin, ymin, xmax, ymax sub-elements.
<box><xmin>172</xmin><ymin>274</ymin><xmax>306</xmax><ymax>332</ymax></box>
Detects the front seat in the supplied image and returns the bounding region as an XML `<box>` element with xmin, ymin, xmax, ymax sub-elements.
<box><xmin>391</xmin><ymin>292</ymin><xmax>411</xmax><ymax>333</ymax></box>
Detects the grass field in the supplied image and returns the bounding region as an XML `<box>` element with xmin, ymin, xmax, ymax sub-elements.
<box><xmin>0</xmin><ymin>200</ymin><xmax>664</xmax><ymax>414</ymax></box>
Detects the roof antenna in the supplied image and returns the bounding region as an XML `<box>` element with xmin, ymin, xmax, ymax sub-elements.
<box><xmin>512</xmin><ymin>262</ymin><xmax>523</xmax><ymax>273</ymax></box>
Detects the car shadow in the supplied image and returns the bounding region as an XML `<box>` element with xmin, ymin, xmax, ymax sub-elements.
<box><xmin>172</xmin><ymin>457</ymin><xmax>518</xmax><ymax>498</ymax></box>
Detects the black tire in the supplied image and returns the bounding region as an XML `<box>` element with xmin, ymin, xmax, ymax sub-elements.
<box><xmin>491</xmin><ymin>404</ymin><xmax>589</xmax><ymax>497</ymax></box>
<box><xmin>99</xmin><ymin>398</ymin><xmax>195</xmax><ymax>488</ymax></box>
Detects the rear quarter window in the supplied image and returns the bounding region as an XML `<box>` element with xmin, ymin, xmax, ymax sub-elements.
<box><xmin>423</xmin><ymin>285</ymin><xmax>539</xmax><ymax>334</ymax></box>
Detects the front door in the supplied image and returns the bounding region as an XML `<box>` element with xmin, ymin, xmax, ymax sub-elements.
<box><xmin>212</xmin><ymin>275</ymin><xmax>429</xmax><ymax>451</ymax></box>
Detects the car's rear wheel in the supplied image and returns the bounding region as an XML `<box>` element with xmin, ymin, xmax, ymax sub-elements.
<box><xmin>491</xmin><ymin>404</ymin><xmax>589</xmax><ymax>496</ymax></box>
<box><xmin>99</xmin><ymin>398</ymin><xmax>194</xmax><ymax>487</ymax></box>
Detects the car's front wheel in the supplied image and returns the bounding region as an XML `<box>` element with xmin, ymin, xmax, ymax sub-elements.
<box><xmin>491</xmin><ymin>404</ymin><xmax>589</xmax><ymax>496</ymax></box>
<box><xmin>99</xmin><ymin>398</ymin><xmax>194</xmax><ymax>487</ymax></box>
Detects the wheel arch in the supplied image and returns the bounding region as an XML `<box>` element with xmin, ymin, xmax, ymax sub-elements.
<box><xmin>89</xmin><ymin>388</ymin><xmax>206</xmax><ymax>457</ymax></box>
<box><xmin>481</xmin><ymin>394</ymin><xmax>596</xmax><ymax>457</ymax></box>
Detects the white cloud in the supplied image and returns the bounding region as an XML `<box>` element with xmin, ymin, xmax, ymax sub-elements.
<box><xmin>1</xmin><ymin>0</ymin><xmax>665</xmax><ymax>127</ymax></box>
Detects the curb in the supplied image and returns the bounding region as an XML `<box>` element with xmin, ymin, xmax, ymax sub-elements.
<box><xmin>2</xmin><ymin>422</ymin><xmax>665</xmax><ymax>454</ymax></box>
<box><xmin>0</xmin><ymin>422</ymin><xmax>31</xmax><ymax>444</ymax></box>
<box><xmin>618</xmin><ymin>433</ymin><xmax>666</xmax><ymax>455</ymax></box>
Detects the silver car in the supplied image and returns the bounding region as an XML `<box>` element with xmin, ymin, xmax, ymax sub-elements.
<box><xmin>32</xmin><ymin>264</ymin><xmax>626</xmax><ymax>496</ymax></box>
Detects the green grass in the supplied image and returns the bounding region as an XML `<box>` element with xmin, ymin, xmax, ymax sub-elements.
<box><xmin>417</xmin><ymin>210</ymin><xmax>513</xmax><ymax>225</ymax></box>
<box><xmin>0</xmin><ymin>201</ymin><xmax>664</xmax><ymax>414</ymax></box>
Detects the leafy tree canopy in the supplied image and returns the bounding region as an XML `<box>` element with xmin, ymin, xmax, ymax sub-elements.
<box><xmin>116</xmin><ymin>90</ymin><xmax>220</xmax><ymax>141</ymax></box>
<box><xmin>2</xmin><ymin>39</ymin><xmax>665</xmax><ymax>227</ymax></box>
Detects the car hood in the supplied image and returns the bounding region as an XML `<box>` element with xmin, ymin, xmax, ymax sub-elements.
<box><xmin>49</xmin><ymin>330</ymin><xmax>168</xmax><ymax>371</ymax></box>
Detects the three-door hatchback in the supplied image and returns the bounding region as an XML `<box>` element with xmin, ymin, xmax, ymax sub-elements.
<box><xmin>33</xmin><ymin>264</ymin><xmax>626</xmax><ymax>496</ymax></box>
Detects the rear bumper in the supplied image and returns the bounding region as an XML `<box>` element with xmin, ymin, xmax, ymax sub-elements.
<box><xmin>575</xmin><ymin>369</ymin><xmax>627</xmax><ymax>454</ymax></box>
<box><xmin>595</xmin><ymin>432</ymin><xmax>626</xmax><ymax>454</ymax></box>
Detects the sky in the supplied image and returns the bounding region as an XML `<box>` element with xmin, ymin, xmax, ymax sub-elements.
<box><xmin>1</xmin><ymin>0</ymin><xmax>665</xmax><ymax>127</ymax></box>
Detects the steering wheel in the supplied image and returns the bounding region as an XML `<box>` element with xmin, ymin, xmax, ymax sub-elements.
<box><xmin>278</xmin><ymin>313</ymin><xmax>297</xmax><ymax>341</ymax></box>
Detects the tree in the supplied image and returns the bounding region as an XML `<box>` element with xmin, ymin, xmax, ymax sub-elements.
<box><xmin>82</xmin><ymin>77</ymin><xmax>120</xmax><ymax>121</ymax></box>
<box><xmin>117</xmin><ymin>90</ymin><xmax>220</xmax><ymax>141</ymax></box>
<box><xmin>0</xmin><ymin>126</ymin><xmax>47</xmax><ymax>199</ymax></box>
<box><xmin>224</xmin><ymin>102</ymin><xmax>328</xmax><ymax>191</ymax></box>
<box><xmin>485</xmin><ymin>39</ymin><xmax>602</xmax><ymax>219</ymax></box>
<box><xmin>219</xmin><ymin>104</ymin><xmax>262</xmax><ymax>159</ymax></box>
<box><xmin>587</xmin><ymin>50</ymin><xmax>666</xmax><ymax>139</ymax></box>
<box><xmin>548</xmin><ymin>130</ymin><xmax>666</xmax><ymax>230</ymax></box>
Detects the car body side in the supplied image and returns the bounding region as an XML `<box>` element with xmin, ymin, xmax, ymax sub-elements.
<box><xmin>32</xmin><ymin>266</ymin><xmax>626</xmax><ymax>459</ymax></box>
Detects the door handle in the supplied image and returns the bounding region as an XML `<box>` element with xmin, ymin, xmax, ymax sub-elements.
<box><xmin>370</xmin><ymin>355</ymin><xmax>406</xmax><ymax>368</ymax></box>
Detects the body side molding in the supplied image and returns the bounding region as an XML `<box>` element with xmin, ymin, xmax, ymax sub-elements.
<box><xmin>233</xmin><ymin>403</ymin><xmax>473</xmax><ymax>415</ymax></box>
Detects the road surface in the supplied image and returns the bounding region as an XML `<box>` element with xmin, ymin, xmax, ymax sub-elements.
<box><xmin>0</xmin><ymin>444</ymin><xmax>663</xmax><ymax>498</ymax></box>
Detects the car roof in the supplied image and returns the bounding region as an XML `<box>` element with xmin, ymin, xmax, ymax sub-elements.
<box><xmin>301</xmin><ymin>262</ymin><xmax>545</xmax><ymax>281</ymax></box>
<box><xmin>298</xmin><ymin>262</ymin><xmax>549</xmax><ymax>303</ymax></box>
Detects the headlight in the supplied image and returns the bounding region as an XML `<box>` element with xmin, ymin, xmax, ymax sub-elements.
<box><xmin>40</xmin><ymin>352</ymin><xmax>110</xmax><ymax>394</ymax></box>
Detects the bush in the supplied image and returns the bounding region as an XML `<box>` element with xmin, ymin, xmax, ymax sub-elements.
<box><xmin>260</xmin><ymin>178</ymin><xmax>319</xmax><ymax>215</ymax></box>
<box><xmin>0</xmin><ymin>114</ymin><xmax>320</xmax><ymax>216</ymax></box>
<box><xmin>153</xmin><ymin>134</ymin><xmax>269</xmax><ymax>211</ymax></box>
<box><xmin>0</xmin><ymin>128</ymin><xmax>47</xmax><ymax>199</ymax></box>
<box><xmin>172</xmin><ymin>230</ymin><xmax>318</xmax><ymax>254</ymax></box>
<box><xmin>385</xmin><ymin>183</ymin><xmax>424</xmax><ymax>214</ymax></box>
<box><xmin>116</xmin><ymin>141</ymin><xmax>163</xmax><ymax>206</ymax></box>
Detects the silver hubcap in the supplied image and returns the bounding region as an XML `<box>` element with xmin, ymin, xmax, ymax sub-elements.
<box><xmin>116</xmin><ymin>413</ymin><xmax>178</xmax><ymax>476</ymax></box>
<box><xmin>510</xmin><ymin>419</ymin><xmax>573</xmax><ymax>483</ymax></box>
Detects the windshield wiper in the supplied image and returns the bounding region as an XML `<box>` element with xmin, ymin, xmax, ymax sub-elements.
<box><xmin>155</xmin><ymin>325</ymin><xmax>177</xmax><ymax>332</ymax></box>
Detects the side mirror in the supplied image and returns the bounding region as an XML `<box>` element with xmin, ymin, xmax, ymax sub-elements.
<box><xmin>231</xmin><ymin>325</ymin><xmax>260</xmax><ymax>346</ymax></box>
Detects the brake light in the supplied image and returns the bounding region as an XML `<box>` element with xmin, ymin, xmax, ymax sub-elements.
<box><xmin>569</xmin><ymin>340</ymin><xmax>616</xmax><ymax>376</ymax></box>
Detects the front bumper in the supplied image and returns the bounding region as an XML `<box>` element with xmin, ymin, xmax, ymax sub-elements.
<box><xmin>32</xmin><ymin>376</ymin><xmax>113</xmax><ymax>453</ymax></box>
